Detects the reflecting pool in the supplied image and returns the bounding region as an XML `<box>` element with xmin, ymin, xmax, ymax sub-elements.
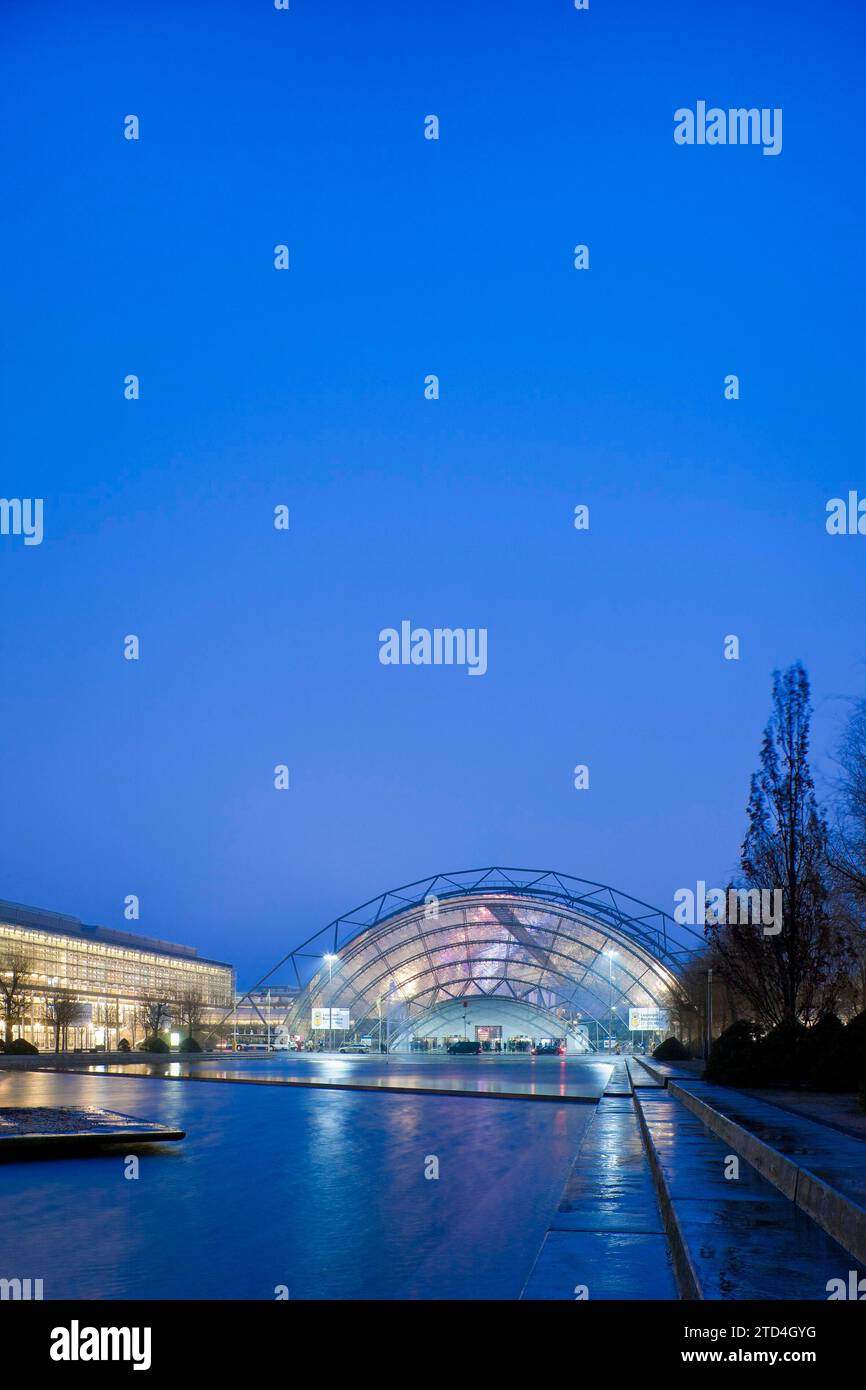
<box><xmin>0</xmin><ymin>1066</ymin><xmax>594</xmax><ymax>1300</ymax></box>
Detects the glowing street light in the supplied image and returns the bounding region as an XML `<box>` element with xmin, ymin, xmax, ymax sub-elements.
<box><xmin>606</xmin><ymin>949</ymin><xmax>618</xmax><ymax>1048</ymax></box>
<box><xmin>323</xmin><ymin>954</ymin><xmax>339</xmax><ymax>1050</ymax></box>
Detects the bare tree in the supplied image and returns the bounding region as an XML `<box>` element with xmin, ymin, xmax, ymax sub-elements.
<box><xmin>44</xmin><ymin>987</ymin><xmax>85</xmax><ymax>1053</ymax></box>
<box><xmin>829</xmin><ymin>697</ymin><xmax>866</xmax><ymax>902</ymax></box>
<box><xmin>824</xmin><ymin>878</ymin><xmax>866</xmax><ymax>1019</ymax></box>
<box><xmin>0</xmin><ymin>949</ymin><xmax>33</xmax><ymax>1045</ymax></box>
<box><xmin>136</xmin><ymin>996</ymin><xmax>172</xmax><ymax>1040</ymax></box>
<box><xmin>660</xmin><ymin>960</ymin><xmax>705</xmax><ymax>1051</ymax></box>
<box><xmin>826</xmin><ymin>697</ymin><xmax>866</xmax><ymax>1018</ymax></box>
<box><xmin>175</xmin><ymin>986</ymin><xmax>206</xmax><ymax>1043</ymax></box>
<box><xmin>659</xmin><ymin>944</ymin><xmax>746</xmax><ymax>1051</ymax></box>
<box><xmin>93</xmin><ymin>1001</ymin><xmax>122</xmax><ymax>1050</ymax></box>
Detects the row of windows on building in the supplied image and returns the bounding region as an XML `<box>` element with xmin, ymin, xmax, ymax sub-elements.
<box><xmin>0</xmin><ymin>920</ymin><xmax>235</xmax><ymax>1051</ymax></box>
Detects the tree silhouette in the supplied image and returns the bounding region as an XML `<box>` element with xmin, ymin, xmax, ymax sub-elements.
<box><xmin>708</xmin><ymin>663</ymin><xmax>851</xmax><ymax>1027</ymax></box>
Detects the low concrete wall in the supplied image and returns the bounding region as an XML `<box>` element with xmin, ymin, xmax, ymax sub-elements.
<box><xmin>669</xmin><ymin>1081</ymin><xmax>866</xmax><ymax>1267</ymax></box>
<box><xmin>629</xmin><ymin>1058</ymin><xmax>669</xmax><ymax>1087</ymax></box>
<box><xmin>670</xmin><ymin>1084</ymin><xmax>798</xmax><ymax>1200</ymax></box>
<box><xmin>632</xmin><ymin>1057</ymin><xmax>702</xmax><ymax>1087</ymax></box>
<box><xmin>631</xmin><ymin>1091</ymin><xmax>701</xmax><ymax>1300</ymax></box>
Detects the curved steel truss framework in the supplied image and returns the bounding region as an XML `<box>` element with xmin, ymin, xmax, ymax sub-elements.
<box><xmin>228</xmin><ymin>867</ymin><xmax>704</xmax><ymax>1044</ymax></box>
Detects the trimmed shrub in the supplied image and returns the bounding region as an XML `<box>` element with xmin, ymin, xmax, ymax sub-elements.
<box><xmin>705</xmin><ymin>1020</ymin><xmax>763</xmax><ymax>1085</ymax></box>
<box><xmin>706</xmin><ymin>1014</ymin><xmax>864</xmax><ymax>1091</ymax></box>
<box><xmin>753</xmin><ymin>1020</ymin><xmax>808</xmax><ymax>1087</ymax></box>
<box><xmin>653</xmin><ymin>1036</ymin><xmax>692</xmax><ymax>1062</ymax></box>
<box><xmin>139</xmin><ymin>1035</ymin><xmax>170</xmax><ymax>1053</ymax></box>
<box><xmin>812</xmin><ymin>1010</ymin><xmax>866</xmax><ymax>1093</ymax></box>
<box><xmin>6</xmin><ymin>1038</ymin><xmax>39</xmax><ymax>1055</ymax></box>
<box><xmin>845</xmin><ymin>1011</ymin><xmax>866</xmax><ymax>1086</ymax></box>
<box><xmin>801</xmin><ymin>1013</ymin><xmax>845</xmax><ymax>1086</ymax></box>
<box><xmin>178</xmin><ymin>1036</ymin><xmax>202</xmax><ymax>1053</ymax></box>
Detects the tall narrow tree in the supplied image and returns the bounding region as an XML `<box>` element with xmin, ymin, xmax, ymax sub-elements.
<box><xmin>708</xmin><ymin>663</ymin><xmax>849</xmax><ymax>1027</ymax></box>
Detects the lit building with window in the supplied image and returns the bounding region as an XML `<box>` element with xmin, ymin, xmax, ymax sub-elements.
<box><xmin>0</xmin><ymin>899</ymin><xmax>235</xmax><ymax>1051</ymax></box>
<box><xmin>231</xmin><ymin>985</ymin><xmax>299</xmax><ymax>1046</ymax></box>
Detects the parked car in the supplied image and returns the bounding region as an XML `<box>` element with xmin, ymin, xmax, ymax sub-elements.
<box><xmin>447</xmin><ymin>1040</ymin><xmax>481</xmax><ymax>1055</ymax></box>
<box><xmin>532</xmin><ymin>1041</ymin><xmax>565</xmax><ymax>1057</ymax></box>
<box><xmin>338</xmin><ymin>1042</ymin><xmax>369</xmax><ymax>1054</ymax></box>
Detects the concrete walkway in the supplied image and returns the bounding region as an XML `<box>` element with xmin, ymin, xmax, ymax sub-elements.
<box><xmin>668</xmin><ymin>1079</ymin><xmax>866</xmax><ymax>1264</ymax></box>
<box><xmin>742</xmin><ymin>1088</ymin><xmax>866</xmax><ymax>1141</ymax></box>
<box><xmin>635</xmin><ymin>1088</ymin><xmax>866</xmax><ymax>1299</ymax></box>
<box><xmin>522</xmin><ymin>1094</ymin><xmax>677</xmax><ymax>1299</ymax></box>
<box><xmin>602</xmin><ymin>1057</ymin><xmax>633</xmax><ymax>1095</ymax></box>
<box><xmin>524</xmin><ymin>1058</ymin><xmax>866</xmax><ymax>1301</ymax></box>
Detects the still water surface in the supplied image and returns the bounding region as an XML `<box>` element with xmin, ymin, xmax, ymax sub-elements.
<box><xmin>0</xmin><ymin>1066</ymin><xmax>594</xmax><ymax>1299</ymax></box>
<box><xmin>43</xmin><ymin>1050</ymin><xmax>613</xmax><ymax>1100</ymax></box>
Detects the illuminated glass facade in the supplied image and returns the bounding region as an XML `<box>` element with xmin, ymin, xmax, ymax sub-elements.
<box><xmin>233</xmin><ymin>867</ymin><xmax>702</xmax><ymax>1049</ymax></box>
<box><xmin>0</xmin><ymin>899</ymin><xmax>235</xmax><ymax>1050</ymax></box>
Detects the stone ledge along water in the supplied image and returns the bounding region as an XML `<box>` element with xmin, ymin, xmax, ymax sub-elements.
<box><xmin>667</xmin><ymin>1080</ymin><xmax>866</xmax><ymax>1267</ymax></box>
<box><xmin>635</xmin><ymin>1088</ymin><xmax>866</xmax><ymax>1300</ymax></box>
<box><xmin>0</xmin><ymin>1105</ymin><xmax>185</xmax><ymax>1153</ymax></box>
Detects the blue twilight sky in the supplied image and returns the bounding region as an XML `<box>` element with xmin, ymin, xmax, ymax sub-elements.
<box><xmin>1</xmin><ymin>0</ymin><xmax>865</xmax><ymax>984</ymax></box>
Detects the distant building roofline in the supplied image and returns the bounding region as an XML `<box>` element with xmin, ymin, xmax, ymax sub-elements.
<box><xmin>0</xmin><ymin>898</ymin><xmax>234</xmax><ymax>972</ymax></box>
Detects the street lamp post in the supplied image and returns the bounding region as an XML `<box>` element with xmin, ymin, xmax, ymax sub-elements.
<box><xmin>706</xmin><ymin>967</ymin><xmax>713</xmax><ymax>1061</ymax></box>
<box><xmin>385</xmin><ymin>978</ymin><xmax>396</xmax><ymax>1058</ymax></box>
<box><xmin>323</xmin><ymin>954</ymin><xmax>338</xmax><ymax>1052</ymax></box>
<box><xmin>607</xmin><ymin>949</ymin><xmax>617</xmax><ymax>1049</ymax></box>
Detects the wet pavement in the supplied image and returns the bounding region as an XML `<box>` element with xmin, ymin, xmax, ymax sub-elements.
<box><xmin>742</xmin><ymin>1089</ymin><xmax>866</xmax><ymax>1142</ymax></box>
<box><xmin>676</xmin><ymin>1081</ymin><xmax>866</xmax><ymax>1213</ymax></box>
<box><xmin>522</xmin><ymin>1094</ymin><xmax>676</xmax><ymax>1299</ymax></box>
<box><xmin>636</xmin><ymin>1090</ymin><xmax>866</xmax><ymax>1300</ymax></box>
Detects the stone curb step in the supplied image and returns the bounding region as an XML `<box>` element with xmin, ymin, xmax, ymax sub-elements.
<box><xmin>521</xmin><ymin>1095</ymin><xmax>677</xmax><ymax>1300</ymax></box>
<box><xmin>669</xmin><ymin>1080</ymin><xmax>866</xmax><ymax>1267</ymax></box>
<box><xmin>630</xmin><ymin>1057</ymin><xmax>693</xmax><ymax>1087</ymax></box>
<box><xmin>626</xmin><ymin>1057</ymin><xmax>664</xmax><ymax>1088</ymax></box>
<box><xmin>634</xmin><ymin>1089</ymin><xmax>866</xmax><ymax>1301</ymax></box>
